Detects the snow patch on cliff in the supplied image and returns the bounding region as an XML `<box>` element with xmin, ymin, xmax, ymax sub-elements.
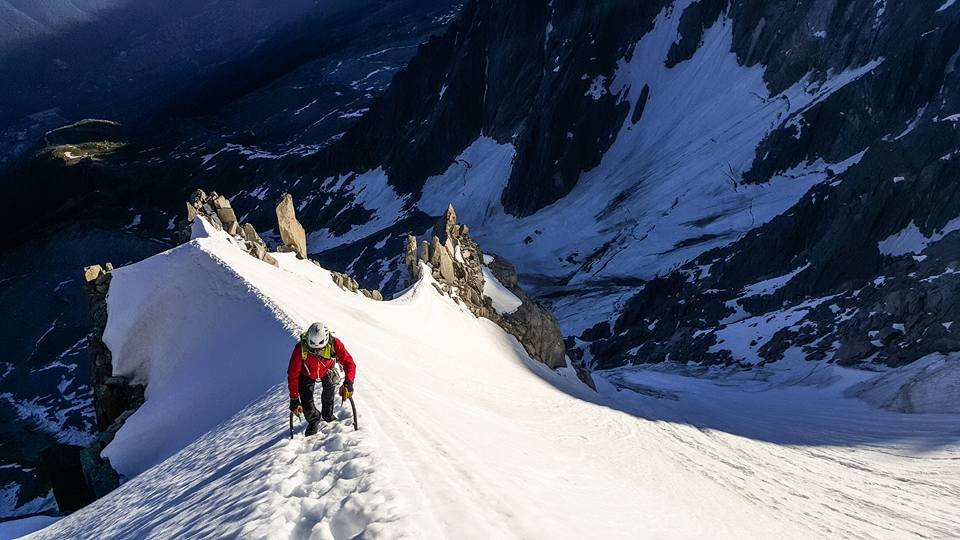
<box><xmin>307</xmin><ymin>168</ymin><xmax>409</xmax><ymax>251</ymax></box>
<box><xmin>878</xmin><ymin>216</ymin><xmax>960</xmax><ymax>256</ymax></box>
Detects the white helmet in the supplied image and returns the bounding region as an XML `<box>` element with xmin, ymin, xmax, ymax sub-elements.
<box><xmin>307</xmin><ymin>322</ymin><xmax>331</xmax><ymax>349</ymax></box>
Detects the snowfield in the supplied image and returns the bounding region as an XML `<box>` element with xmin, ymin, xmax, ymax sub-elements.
<box><xmin>27</xmin><ymin>220</ymin><xmax>960</xmax><ymax>539</ymax></box>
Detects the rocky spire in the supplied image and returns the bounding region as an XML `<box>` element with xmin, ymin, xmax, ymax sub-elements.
<box><xmin>404</xmin><ymin>204</ymin><xmax>594</xmax><ymax>388</ymax></box>
<box><xmin>183</xmin><ymin>188</ymin><xmax>278</xmax><ymax>266</ymax></box>
<box><xmin>275</xmin><ymin>192</ymin><xmax>308</xmax><ymax>259</ymax></box>
<box><xmin>433</xmin><ymin>204</ymin><xmax>461</xmax><ymax>245</ymax></box>
<box><xmin>182</xmin><ymin>189</ymin><xmax>383</xmax><ymax>300</ymax></box>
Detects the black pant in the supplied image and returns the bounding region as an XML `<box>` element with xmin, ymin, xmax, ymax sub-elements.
<box><xmin>299</xmin><ymin>373</ymin><xmax>336</xmax><ymax>424</ymax></box>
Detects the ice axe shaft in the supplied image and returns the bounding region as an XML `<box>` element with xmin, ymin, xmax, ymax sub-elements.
<box><xmin>348</xmin><ymin>397</ymin><xmax>358</xmax><ymax>431</ymax></box>
<box><xmin>289</xmin><ymin>411</ymin><xmax>302</xmax><ymax>439</ymax></box>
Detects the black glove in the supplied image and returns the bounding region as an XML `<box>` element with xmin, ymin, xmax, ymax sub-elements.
<box><xmin>290</xmin><ymin>398</ymin><xmax>303</xmax><ymax>414</ymax></box>
<box><xmin>343</xmin><ymin>380</ymin><xmax>354</xmax><ymax>392</ymax></box>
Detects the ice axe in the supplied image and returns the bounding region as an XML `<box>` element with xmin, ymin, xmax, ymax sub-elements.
<box><xmin>289</xmin><ymin>410</ymin><xmax>302</xmax><ymax>439</ymax></box>
<box><xmin>338</xmin><ymin>381</ymin><xmax>358</xmax><ymax>431</ymax></box>
<box><xmin>345</xmin><ymin>396</ymin><xmax>358</xmax><ymax>431</ymax></box>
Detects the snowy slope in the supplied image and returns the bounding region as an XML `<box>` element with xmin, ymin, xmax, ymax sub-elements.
<box><xmin>29</xmin><ymin>219</ymin><xmax>960</xmax><ymax>538</ymax></box>
<box><xmin>417</xmin><ymin>10</ymin><xmax>877</xmax><ymax>286</ymax></box>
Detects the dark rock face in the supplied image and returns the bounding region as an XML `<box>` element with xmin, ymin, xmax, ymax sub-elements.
<box><xmin>488</xmin><ymin>253</ymin><xmax>596</xmax><ymax>389</ymax></box>
<box><xmin>589</xmin><ymin>121</ymin><xmax>960</xmax><ymax>369</ymax></box>
<box><xmin>39</xmin><ymin>445</ymin><xmax>95</xmax><ymax>514</ymax></box>
<box><xmin>485</xmin><ymin>254</ymin><xmax>567</xmax><ymax>371</ymax></box>
<box><xmin>666</xmin><ymin>0</ymin><xmax>726</xmax><ymax>68</ymax></box>
<box><xmin>737</xmin><ymin>1</ymin><xmax>960</xmax><ymax>187</ymax></box>
<box><xmin>314</xmin><ymin>0</ymin><xmax>960</xmax><ymax>215</ymax></box>
<box><xmin>79</xmin><ymin>442</ymin><xmax>121</xmax><ymax>500</ymax></box>
<box><xmin>319</xmin><ymin>0</ymin><xmax>667</xmax><ymax>217</ymax></box>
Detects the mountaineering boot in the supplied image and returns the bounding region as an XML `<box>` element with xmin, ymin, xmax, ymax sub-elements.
<box><xmin>304</xmin><ymin>419</ymin><xmax>321</xmax><ymax>436</ymax></box>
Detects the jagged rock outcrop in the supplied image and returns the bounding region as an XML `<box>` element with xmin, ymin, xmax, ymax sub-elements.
<box><xmin>406</xmin><ymin>205</ymin><xmax>492</xmax><ymax>319</ymax></box>
<box><xmin>184</xmin><ymin>189</ymin><xmax>383</xmax><ymax>300</ymax></box>
<box><xmin>484</xmin><ymin>256</ymin><xmax>567</xmax><ymax>370</ymax></box>
<box><xmin>210</xmin><ymin>194</ymin><xmax>239</xmax><ymax>235</ymax></box>
<box><xmin>404</xmin><ymin>205</ymin><xmax>594</xmax><ymax>388</ymax></box>
<box><xmin>83</xmin><ymin>264</ymin><xmax>144</xmax><ymax>434</ymax></box>
<box><xmin>327</xmin><ymin>268</ymin><xmax>383</xmax><ymax>300</ymax></box>
<box><xmin>183</xmin><ymin>188</ymin><xmax>278</xmax><ymax>266</ymax></box>
<box><xmin>404</xmin><ymin>235</ymin><xmax>420</xmax><ymax>280</ymax></box>
<box><xmin>486</xmin><ymin>253</ymin><xmax>596</xmax><ymax>390</ymax></box>
<box><xmin>276</xmin><ymin>192</ymin><xmax>308</xmax><ymax>259</ymax></box>
<box><xmin>64</xmin><ymin>262</ymin><xmax>146</xmax><ymax>507</ymax></box>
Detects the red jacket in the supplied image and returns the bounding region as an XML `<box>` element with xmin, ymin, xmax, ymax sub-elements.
<box><xmin>287</xmin><ymin>337</ymin><xmax>356</xmax><ymax>399</ymax></box>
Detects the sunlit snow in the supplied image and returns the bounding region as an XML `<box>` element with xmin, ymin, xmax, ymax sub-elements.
<box><xmin>27</xmin><ymin>217</ymin><xmax>960</xmax><ymax>539</ymax></box>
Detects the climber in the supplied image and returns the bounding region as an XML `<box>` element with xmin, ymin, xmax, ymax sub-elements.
<box><xmin>288</xmin><ymin>322</ymin><xmax>356</xmax><ymax>436</ymax></box>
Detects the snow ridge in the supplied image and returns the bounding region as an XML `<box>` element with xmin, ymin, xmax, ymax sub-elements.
<box><xmin>28</xmin><ymin>217</ymin><xmax>960</xmax><ymax>539</ymax></box>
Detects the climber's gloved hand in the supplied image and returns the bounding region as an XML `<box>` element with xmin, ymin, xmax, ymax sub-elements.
<box><xmin>339</xmin><ymin>380</ymin><xmax>354</xmax><ymax>400</ymax></box>
<box><xmin>290</xmin><ymin>398</ymin><xmax>303</xmax><ymax>416</ymax></box>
